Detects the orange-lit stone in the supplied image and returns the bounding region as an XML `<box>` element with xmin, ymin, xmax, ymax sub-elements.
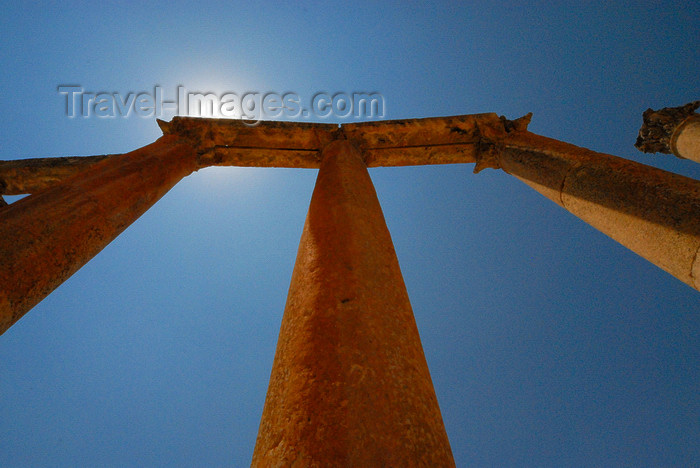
<box><xmin>0</xmin><ymin>136</ymin><xmax>197</xmax><ymax>335</ymax></box>
<box><xmin>252</xmin><ymin>140</ymin><xmax>455</xmax><ymax>467</ymax></box>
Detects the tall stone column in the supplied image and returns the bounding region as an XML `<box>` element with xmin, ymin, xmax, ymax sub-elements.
<box><xmin>636</xmin><ymin>101</ymin><xmax>700</xmax><ymax>163</ymax></box>
<box><xmin>0</xmin><ymin>136</ymin><xmax>197</xmax><ymax>335</ymax></box>
<box><xmin>252</xmin><ymin>140</ymin><xmax>455</xmax><ymax>467</ymax></box>
<box><xmin>496</xmin><ymin>130</ymin><xmax>700</xmax><ymax>291</ymax></box>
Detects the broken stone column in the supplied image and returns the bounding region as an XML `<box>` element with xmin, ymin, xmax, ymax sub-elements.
<box><xmin>252</xmin><ymin>139</ymin><xmax>455</xmax><ymax>467</ymax></box>
<box><xmin>0</xmin><ymin>136</ymin><xmax>197</xmax><ymax>335</ymax></box>
<box><xmin>636</xmin><ymin>101</ymin><xmax>700</xmax><ymax>163</ymax></box>
<box><xmin>496</xmin><ymin>130</ymin><xmax>700</xmax><ymax>291</ymax></box>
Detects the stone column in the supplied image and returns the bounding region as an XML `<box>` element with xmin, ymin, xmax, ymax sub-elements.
<box><xmin>0</xmin><ymin>135</ymin><xmax>197</xmax><ymax>335</ymax></box>
<box><xmin>636</xmin><ymin>101</ymin><xmax>700</xmax><ymax>163</ymax></box>
<box><xmin>497</xmin><ymin>130</ymin><xmax>700</xmax><ymax>291</ymax></box>
<box><xmin>252</xmin><ymin>140</ymin><xmax>455</xmax><ymax>467</ymax></box>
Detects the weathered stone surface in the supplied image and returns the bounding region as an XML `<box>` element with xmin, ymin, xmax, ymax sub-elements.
<box><xmin>0</xmin><ymin>136</ymin><xmax>197</xmax><ymax>335</ymax></box>
<box><xmin>160</xmin><ymin>114</ymin><xmax>507</xmax><ymax>168</ymax></box>
<box><xmin>158</xmin><ymin>117</ymin><xmax>337</xmax><ymax>168</ymax></box>
<box><xmin>497</xmin><ymin>130</ymin><xmax>700</xmax><ymax>291</ymax></box>
<box><xmin>345</xmin><ymin>112</ymin><xmax>505</xmax><ymax>167</ymax></box>
<box><xmin>251</xmin><ymin>140</ymin><xmax>455</xmax><ymax>467</ymax></box>
<box><xmin>0</xmin><ymin>155</ymin><xmax>110</xmax><ymax>195</ymax></box>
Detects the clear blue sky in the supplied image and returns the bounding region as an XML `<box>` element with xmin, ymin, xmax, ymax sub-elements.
<box><xmin>1</xmin><ymin>1</ymin><xmax>698</xmax><ymax>466</ymax></box>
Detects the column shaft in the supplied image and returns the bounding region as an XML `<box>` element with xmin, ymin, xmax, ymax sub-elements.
<box><xmin>499</xmin><ymin>131</ymin><xmax>700</xmax><ymax>290</ymax></box>
<box><xmin>252</xmin><ymin>140</ymin><xmax>455</xmax><ymax>467</ymax></box>
<box><xmin>0</xmin><ymin>136</ymin><xmax>197</xmax><ymax>335</ymax></box>
<box><xmin>672</xmin><ymin>115</ymin><xmax>700</xmax><ymax>163</ymax></box>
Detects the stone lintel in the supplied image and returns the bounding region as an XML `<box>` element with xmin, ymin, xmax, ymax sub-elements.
<box><xmin>159</xmin><ymin>113</ymin><xmax>513</xmax><ymax>168</ymax></box>
<box><xmin>1</xmin><ymin>113</ymin><xmax>522</xmax><ymax>194</ymax></box>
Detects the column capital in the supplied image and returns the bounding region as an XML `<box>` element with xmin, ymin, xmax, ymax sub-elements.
<box><xmin>635</xmin><ymin>101</ymin><xmax>700</xmax><ymax>156</ymax></box>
